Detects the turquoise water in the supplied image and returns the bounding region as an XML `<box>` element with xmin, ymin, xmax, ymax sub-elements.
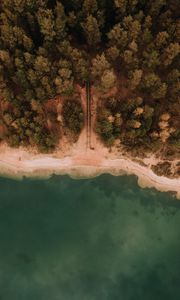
<box><xmin>0</xmin><ymin>174</ymin><xmax>180</xmax><ymax>300</ymax></box>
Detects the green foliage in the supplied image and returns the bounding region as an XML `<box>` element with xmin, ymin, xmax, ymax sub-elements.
<box><xmin>91</xmin><ymin>54</ymin><xmax>110</xmax><ymax>79</ymax></box>
<box><xmin>141</xmin><ymin>73</ymin><xmax>167</xmax><ymax>99</ymax></box>
<box><xmin>0</xmin><ymin>0</ymin><xmax>179</xmax><ymax>152</ymax></box>
<box><xmin>62</xmin><ymin>100</ymin><xmax>84</xmax><ymax>135</ymax></box>
<box><xmin>97</xmin><ymin>119</ymin><xmax>114</xmax><ymax>140</ymax></box>
<box><xmin>82</xmin><ymin>0</ymin><xmax>98</xmax><ymax>15</ymax></box>
<box><xmin>1</xmin><ymin>95</ymin><xmax>61</xmax><ymax>151</ymax></box>
<box><xmin>81</xmin><ymin>15</ymin><xmax>101</xmax><ymax>46</ymax></box>
<box><xmin>101</xmin><ymin>70</ymin><xmax>116</xmax><ymax>91</ymax></box>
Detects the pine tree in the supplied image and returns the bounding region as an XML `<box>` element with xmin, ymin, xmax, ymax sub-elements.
<box><xmin>82</xmin><ymin>0</ymin><xmax>98</xmax><ymax>15</ymax></box>
<box><xmin>101</xmin><ymin>70</ymin><xmax>116</xmax><ymax>91</ymax></box>
<box><xmin>91</xmin><ymin>53</ymin><xmax>110</xmax><ymax>79</ymax></box>
<box><xmin>81</xmin><ymin>15</ymin><xmax>101</xmax><ymax>46</ymax></box>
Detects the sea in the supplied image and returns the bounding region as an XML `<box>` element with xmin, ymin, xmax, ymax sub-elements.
<box><xmin>0</xmin><ymin>174</ymin><xmax>180</xmax><ymax>300</ymax></box>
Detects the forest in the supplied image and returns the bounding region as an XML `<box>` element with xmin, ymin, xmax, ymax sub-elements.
<box><xmin>0</xmin><ymin>0</ymin><xmax>179</xmax><ymax>155</ymax></box>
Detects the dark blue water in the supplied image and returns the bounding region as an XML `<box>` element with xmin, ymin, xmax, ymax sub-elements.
<box><xmin>0</xmin><ymin>175</ymin><xmax>180</xmax><ymax>300</ymax></box>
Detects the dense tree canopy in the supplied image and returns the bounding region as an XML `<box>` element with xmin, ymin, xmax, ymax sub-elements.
<box><xmin>0</xmin><ymin>0</ymin><xmax>179</xmax><ymax>153</ymax></box>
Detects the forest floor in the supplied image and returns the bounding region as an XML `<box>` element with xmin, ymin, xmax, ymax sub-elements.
<box><xmin>0</xmin><ymin>87</ymin><xmax>179</xmax><ymax>199</ymax></box>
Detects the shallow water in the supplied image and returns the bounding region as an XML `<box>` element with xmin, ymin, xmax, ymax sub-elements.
<box><xmin>0</xmin><ymin>174</ymin><xmax>180</xmax><ymax>300</ymax></box>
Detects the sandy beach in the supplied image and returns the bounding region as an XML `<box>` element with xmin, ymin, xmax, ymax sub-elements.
<box><xmin>0</xmin><ymin>139</ymin><xmax>179</xmax><ymax>199</ymax></box>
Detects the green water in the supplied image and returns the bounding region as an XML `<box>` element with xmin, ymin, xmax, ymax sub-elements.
<box><xmin>0</xmin><ymin>175</ymin><xmax>180</xmax><ymax>300</ymax></box>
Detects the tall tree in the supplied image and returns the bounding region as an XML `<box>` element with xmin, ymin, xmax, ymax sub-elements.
<box><xmin>81</xmin><ymin>15</ymin><xmax>101</xmax><ymax>46</ymax></box>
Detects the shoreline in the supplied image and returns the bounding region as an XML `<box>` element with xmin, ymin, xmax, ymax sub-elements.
<box><xmin>0</xmin><ymin>146</ymin><xmax>179</xmax><ymax>199</ymax></box>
